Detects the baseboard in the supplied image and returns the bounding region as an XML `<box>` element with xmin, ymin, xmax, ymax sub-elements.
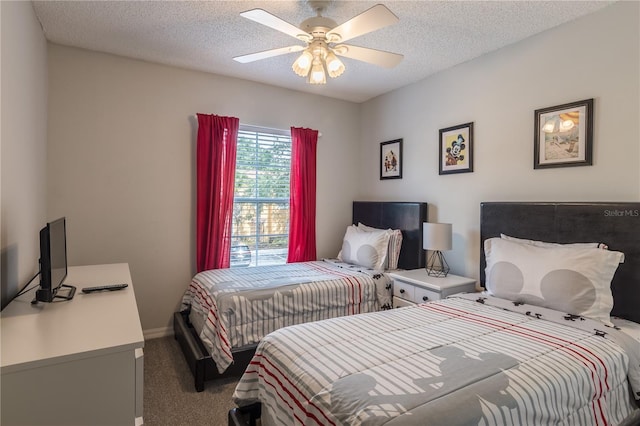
<box><xmin>143</xmin><ymin>326</ymin><xmax>173</xmax><ymax>340</ymax></box>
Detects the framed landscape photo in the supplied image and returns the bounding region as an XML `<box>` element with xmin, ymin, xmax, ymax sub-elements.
<box><xmin>534</xmin><ymin>98</ymin><xmax>593</xmax><ymax>169</ymax></box>
<box><xmin>380</xmin><ymin>139</ymin><xmax>403</xmax><ymax>180</ymax></box>
<box><xmin>439</xmin><ymin>122</ymin><xmax>473</xmax><ymax>175</ymax></box>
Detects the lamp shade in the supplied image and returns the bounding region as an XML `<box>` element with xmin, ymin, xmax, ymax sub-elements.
<box><xmin>309</xmin><ymin>59</ymin><xmax>326</xmax><ymax>85</ymax></box>
<box><xmin>423</xmin><ymin>223</ymin><xmax>452</xmax><ymax>251</ymax></box>
<box><xmin>292</xmin><ymin>51</ymin><xmax>313</xmax><ymax>77</ymax></box>
<box><xmin>325</xmin><ymin>51</ymin><xmax>345</xmax><ymax>78</ymax></box>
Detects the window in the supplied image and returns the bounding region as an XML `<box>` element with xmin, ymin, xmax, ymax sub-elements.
<box><xmin>231</xmin><ymin>125</ymin><xmax>291</xmax><ymax>267</ymax></box>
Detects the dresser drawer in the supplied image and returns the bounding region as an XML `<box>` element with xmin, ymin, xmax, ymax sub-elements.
<box><xmin>393</xmin><ymin>280</ymin><xmax>415</xmax><ymax>301</ymax></box>
<box><xmin>388</xmin><ymin>270</ymin><xmax>477</xmax><ymax>306</ymax></box>
<box><xmin>415</xmin><ymin>286</ymin><xmax>442</xmax><ymax>303</ymax></box>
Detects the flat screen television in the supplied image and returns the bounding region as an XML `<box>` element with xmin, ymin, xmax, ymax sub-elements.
<box><xmin>35</xmin><ymin>217</ymin><xmax>75</xmax><ymax>302</ymax></box>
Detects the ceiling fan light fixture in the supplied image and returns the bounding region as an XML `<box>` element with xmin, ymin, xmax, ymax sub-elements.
<box><xmin>325</xmin><ymin>51</ymin><xmax>345</xmax><ymax>78</ymax></box>
<box><xmin>237</xmin><ymin>3</ymin><xmax>403</xmax><ymax>86</ymax></box>
<box><xmin>292</xmin><ymin>50</ymin><xmax>313</xmax><ymax>77</ymax></box>
<box><xmin>309</xmin><ymin>59</ymin><xmax>326</xmax><ymax>84</ymax></box>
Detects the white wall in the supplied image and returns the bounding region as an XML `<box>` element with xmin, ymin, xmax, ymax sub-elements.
<box><xmin>0</xmin><ymin>1</ymin><xmax>48</xmax><ymax>309</ymax></box>
<box><xmin>46</xmin><ymin>45</ymin><xmax>361</xmax><ymax>333</ymax></box>
<box><xmin>359</xmin><ymin>2</ymin><xmax>639</xmax><ymax>280</ymax></box>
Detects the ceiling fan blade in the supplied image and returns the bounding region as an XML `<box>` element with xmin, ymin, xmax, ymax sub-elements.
<box><xmin>333</xmin><ymin>44</ymin><xmax>403</xmax><ymax>68</ymax></box>
<box><xmin>326</xmin><ymin>4</ymin><xmax>399</xmax><ymax>43</ymax></box>
<box><xmin>240</xmin><ymin>9</ymin><xmax>312</xmax><ymax>42</ymax></box>
<box><xmin>234</xmin><ymin>45</ymin><xmax>305</xmax><ymax>63</ymax></box>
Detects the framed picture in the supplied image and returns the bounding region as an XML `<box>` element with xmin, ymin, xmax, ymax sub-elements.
<box><xmin>380</xmin><ymin>139</ymin><xmax>403</xmax><ymax>180</ymax></box>
<box><xmin>439</xmin><ymin>122</ymin><xmax>473</xmax><ymax>175</ymax></box>
<box><xmin>534</xmin><ymin>98</ymin><xmax>593</xmax><ymax>169</ymax></box>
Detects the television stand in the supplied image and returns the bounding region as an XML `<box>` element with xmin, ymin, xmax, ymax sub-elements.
<box><xmin>34</xmin><ymin>283</ymin><xmax>76</xmax><ymax>303</ymax></box>
<box><xmin>54</xmin><ymin>284</ymin><xmax>76</xmax><ymax>300</ymax></box>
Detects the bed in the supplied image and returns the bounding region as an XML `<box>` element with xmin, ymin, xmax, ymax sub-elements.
<box><xmin>174</xmin><ymin>201</ymin><xmax>428</xmax><ymax>391</ymax></box>
<box><xmin>230</xmin><ymin>202</ymin><xmax>640</xmax><ymax>426</ymax></box>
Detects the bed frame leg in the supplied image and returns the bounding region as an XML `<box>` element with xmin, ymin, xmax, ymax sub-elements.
<box><xmin>228</xmin><ymin>403</ymin><xmax>261</xmax><ymax>426</ymax></box>
<box><xmin>195</xmin><ymin>362</ymin><xmax>205</xmax><ymax>392</ymax></box>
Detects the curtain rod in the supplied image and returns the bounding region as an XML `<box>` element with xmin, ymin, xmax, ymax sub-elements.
<box><xmin>193</xmin><ymin>116</ymin><xmax>322</xmax><ymax>137</ymax></box>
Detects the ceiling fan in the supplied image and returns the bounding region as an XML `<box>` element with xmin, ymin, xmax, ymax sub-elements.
<box><xmin>233</xmin><ymin>1</ymin><xmax>403</xmax><ymax>85</ymax></box>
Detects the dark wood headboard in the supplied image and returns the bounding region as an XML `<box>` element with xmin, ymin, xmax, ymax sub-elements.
<box><xmin>352</xmin><ymin>201</ymin><xmax>428</xmax><ymax>270</ymax></box>
<box><xmin>480</xmin><ymin>202</ymin><xmax>640</xmax><ymax>323</ymax></box>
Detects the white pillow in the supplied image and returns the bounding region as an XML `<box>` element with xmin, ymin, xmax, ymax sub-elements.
<box><xmin>338</xmin><ymin>225</ymin><xmax>390</xmax><ymax>270</ymax></box>
<box><xmin>500</xmin><ymin>234</ymin><xmax>607</xmax><ymax>250</ymax></box>
<box><xmin>485</xmin><ymin>237</ymin><xmax>624</xmax><ymax>325</ymax></box>
<box><xmin>336</xmin><ymin>224</ymin><xmax>356</xmax><ymax>261</ymax></box>
<box><xmin>358</xmin><ymin>223</ymin><xmax>403</xmax><ymax>270</ymax></box>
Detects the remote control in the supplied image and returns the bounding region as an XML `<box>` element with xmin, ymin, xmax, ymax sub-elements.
<box><xmin>82</xmin><ymin>284</ymin><xmax>128</xmax><ymax>293</ymax></box>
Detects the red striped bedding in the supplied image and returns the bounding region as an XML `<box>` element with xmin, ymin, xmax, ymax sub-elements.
<box><xmin>181</xmin><ymin>260</ymin><xmax>392</xmax><ymax>373</ymax></box>
<box><xmin>233</xmin><ymin>293</ymin><xmax>640</xmax><ymax>425</ymax></box>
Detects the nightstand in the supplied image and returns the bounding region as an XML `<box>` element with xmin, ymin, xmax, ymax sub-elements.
<box><xmin>388</xmin><ymin>269</ymin><xmax>477</xmax><ymax>308</ymax></box>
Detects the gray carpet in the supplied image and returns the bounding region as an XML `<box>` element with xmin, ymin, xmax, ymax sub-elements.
<box><xmin>144</xmin><ymin>336</ymin><xmax>238</xmax><ymax>426</ymax></box>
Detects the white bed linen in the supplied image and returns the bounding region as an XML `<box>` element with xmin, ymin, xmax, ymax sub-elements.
<box><xmin>182</xmin><ymin>259</ymin><xmax>392</xmax><ymax>373</ymax></box>
<box><xmin>234</xmin><ymin>293</ymin><xmax>640</xmax><ymax>426</ymax></box>
<box><xmin>612</xmin><ymin>317</ymin><xmax>640</xmax><ymax>344</ymax></box>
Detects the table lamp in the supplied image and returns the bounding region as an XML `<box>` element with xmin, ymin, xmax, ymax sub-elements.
<box><xmin>423</xmin><ymin>222</ymin><xmax>452</xmax><ymax>277</ymax></box>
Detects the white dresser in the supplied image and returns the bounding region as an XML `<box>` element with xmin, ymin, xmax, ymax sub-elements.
<box><xmin>389</xmin><ymin>269</ymin><xmax>477</xmax><ymax>308</ymax></box>
<box><xmin>1</xmin><ymin>263</ymin><xmax>144</xmax><ymax>425</ymax></box>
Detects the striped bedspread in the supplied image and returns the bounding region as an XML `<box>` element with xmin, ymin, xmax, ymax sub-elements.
<box><xmin>181</xmin><ymin>260</ymin><xmax>392</xmax><ymax>373</ymax></box>
<box><xmin>233</xmin><ymin>293</ymin><xmax>640</xmax><ymax>426</ymax></box>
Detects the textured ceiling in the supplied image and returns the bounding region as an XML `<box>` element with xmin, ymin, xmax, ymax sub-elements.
<box><xmin>32</xmin><ymin>1</ymin><xmax>614</xmax><ymax>103</ymax></box>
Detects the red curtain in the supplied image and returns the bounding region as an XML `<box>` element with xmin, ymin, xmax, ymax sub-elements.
<box><xmin>196</xmin><ymin>114</ymin><xmax>239</xmax><ymax>272</ymax></box>
<box><xmin>287</xmin><ymin>127</ymin><xmax>318</xmax><ymax>263</ymax></box>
